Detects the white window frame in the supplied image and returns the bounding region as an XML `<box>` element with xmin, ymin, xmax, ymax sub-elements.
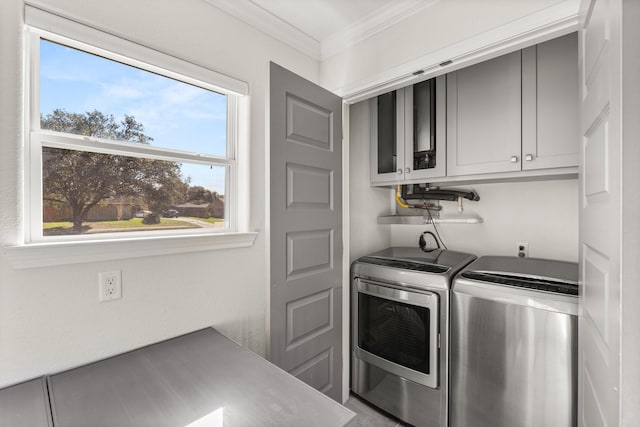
<box><xmin>7</xmin><ymin>6</ymin><xmax>255</xmax><ymax>268</ymax></box>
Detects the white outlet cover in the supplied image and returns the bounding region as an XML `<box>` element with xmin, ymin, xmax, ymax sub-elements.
<box><xmin>99</xmin><ymin>270</ymin><xmax>122</xmax><ymax>301</ymax></box>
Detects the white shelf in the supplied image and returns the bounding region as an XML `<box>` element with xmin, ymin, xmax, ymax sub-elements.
<box><xmin>378</xmin><ymin>215</ymin><xmax>483</xmax><ymax>225</ymax></box>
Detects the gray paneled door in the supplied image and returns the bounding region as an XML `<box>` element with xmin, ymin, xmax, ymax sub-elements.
<box><xmin>269</xmin><ymin>62</ymin><xmax>343</xmax><ymax>401</ymax></box>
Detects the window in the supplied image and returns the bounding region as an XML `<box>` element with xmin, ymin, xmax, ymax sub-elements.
<box><xmin>24</xmin><ymin>7</ymin><xmax>248</xmax><ymax>244</ymax></box>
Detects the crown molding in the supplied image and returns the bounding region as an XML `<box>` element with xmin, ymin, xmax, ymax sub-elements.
<box><xmin>203</xmin><ymin>0</ymin><xmax>321</xmax><ymax>59</ymax></box>
<box><xmin>320</xmin><ymin>0</ymin><xmax>441</xmax><ymax>60</ymax></box>
<box><xmin>203</xmin><ymin>0</ymin><xmax>441</xmax><ymax>61</ymax></box>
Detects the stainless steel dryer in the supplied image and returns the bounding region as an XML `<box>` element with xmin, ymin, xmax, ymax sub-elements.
<box><xmin>351</xmin><ymin>247</ymin><xmax>476</xmax><ymax>427</ymax></box>
<box><xmin>450</xmin><ymin>256</ymin><xmax>578</xmax><ymax>427</ymax></box>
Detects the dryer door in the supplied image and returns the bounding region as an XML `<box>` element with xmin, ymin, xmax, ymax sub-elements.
<box><xmin>353</xmin><ymin>278</ymin><xmax>439</xmax><ymax>388</ymax></box>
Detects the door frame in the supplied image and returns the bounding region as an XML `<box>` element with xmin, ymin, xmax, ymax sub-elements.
<box><xmin>619</xmin><ymin>0</ymin><xmax>640</xmax><ymax>423</ymax></box>
<box><xmin>341</xmin><ymin>102</ymin><xmax>350</xmax><ymax>402</ymax></box>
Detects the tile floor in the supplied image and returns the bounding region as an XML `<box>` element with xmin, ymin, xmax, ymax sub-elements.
<box><xmin>344</xmin><ymin>394</ymin><xmax>410</xmax><ymax>427</ymax></box>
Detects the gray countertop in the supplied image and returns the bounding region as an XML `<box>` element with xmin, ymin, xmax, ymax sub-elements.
<box><xmin>0</xmin><ymin>377</ymin><xmax>51</xmax><ymax>427</ymax></box>
<box><xmin>47</xmin><ymin>328</ymin><xmax>355</xmax><ymax>427</ymax></box>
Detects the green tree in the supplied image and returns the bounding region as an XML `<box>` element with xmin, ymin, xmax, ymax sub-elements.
<box><xmin>138</xmin><ymin>161</ymin><xmax>190</xmax><ymax>224</ymax></box>
<box><xmin>42</xmin><ymin>109</ymin><xmax>188</xmax><ymax>233</ymax></box>
<box><xmin>41</xmin><ymin>109</ymin><xmax>153</xmax><ymax>144</ymax></box>
<box><xmin>186</xmin><ymin>185</ymin><xmax>218</xmax><ymax>204</ymax></box>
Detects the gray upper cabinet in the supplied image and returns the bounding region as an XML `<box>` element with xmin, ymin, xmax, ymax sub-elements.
<box><xmin>522</xmin><ymin>32</ymin><xmax>579</xmax><ymax>170</ymax></box>
<box><xmin>370</xmin><ymin>76</ymin><xmax>446</xmax><ymax>184</ymax></box>
<box><xmin>370</xmin><ymin>88</ymin><xmax>402</xmax><ymax>183</ymax></box>
<box><xmin>446</xmin><ymin>51</ymin><xmax>523</xmax><ymax>176</ymax></box>
<box><xmin>368</xmin><ymin>32</ymin><xmax>578</xmax><ymax>186</ymax></box>
<box><xmin>447</xmin><ymin>33</ymin><xmax>578</xmax><ymax>178</ymax></box>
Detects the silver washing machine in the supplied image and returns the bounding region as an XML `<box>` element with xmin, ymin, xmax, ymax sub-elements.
<box><xmin>450</xmin><ymin>256</ymin><xmax>578</xmax><ymax>427</ymax></box>
<box><xmin>351</xmin><ymin>247</ymin><xmax>476</xmax><ymax>427</ymax></box>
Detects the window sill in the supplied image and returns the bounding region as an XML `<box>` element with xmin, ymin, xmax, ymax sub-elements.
<box><xmin>5</xmin><ymin>232</ymin><xmax>258</xmax><ymax>269</ymax></box>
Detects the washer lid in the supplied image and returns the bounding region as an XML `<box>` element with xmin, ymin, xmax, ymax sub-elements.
<box><xmin>357</xmin><ymin>256</ymin><xmax>449</xmax><ymax>273</ymax></box>
<box><xmin>459</xmin><ymin>256</ymin><xmax>578</xmax><ymax>296</ymax></box>
<box><xmin>359</xmin><ymin>247</ymin><xmax>477</xmax><ymax>273</ymax></box>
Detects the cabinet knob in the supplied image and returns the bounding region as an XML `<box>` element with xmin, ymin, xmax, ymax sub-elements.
<box><xmin>405</xmin><ymin>167</ymin><xmax>411</xmax><ymax>174</ymax></box>
<box><xmin>510</xmin><ymin>155</ymin><xmax>519</xmax><ymax>163</ymax></box>
<box><xmin>525</xmin><ymin>154</ymin><xmax>534</xmax><ymax>161</ymax></box>
<box><xmin>397</xmin><ymin>169</ymin><xmax>403</xmax><ymax>174</ymax></box>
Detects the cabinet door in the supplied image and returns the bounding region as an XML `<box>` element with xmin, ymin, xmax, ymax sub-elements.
<box><xmin>404</xmin><ymin>76</ymin><xmax>446</xmax><ymax>180</ymax></box>
<box><xmin>522</xmin><ymin>33</ymin><xmax>579</xmax><ymax>170</ymax></box>
<box><xmin>370</xmin><ymin>90</ymin><xmax>405</xmax><ymax>183</ymax></box>
<box><xmin>447</xmin><ymin>51</ymin><xmax>522</xmax><ymax>176</ymax></box>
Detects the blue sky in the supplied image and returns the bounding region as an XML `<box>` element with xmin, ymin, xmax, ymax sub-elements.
<box><xmin>39</xmin><ymin>39</ymin><xmax>228</xmax><ymax>194</ymax></box>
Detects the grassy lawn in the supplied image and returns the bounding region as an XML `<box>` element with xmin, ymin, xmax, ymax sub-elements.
<box><xmin>43</xmin><ymin>218</ymin><xmax>199</xmax><ymax>235</ymax></box>
<box><xmin>182</xmin><ymin>216</ymin><xmax>224</xmax><ymax>224</ymax></box>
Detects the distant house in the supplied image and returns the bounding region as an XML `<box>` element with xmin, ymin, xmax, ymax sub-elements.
<box><xmin>43</xmin><ymin>194</ymin><xmax>225</xmax><ymax>222</ymax></box>
<box><xmin>43</xmin><ymin>202</ymin><xmax>71</xmax><ymax>222</ymax></box>
<box><xmin>175</xmin><ymin>202</ymin><xmax>210</xmax><ymax>218</ymax></box>
<box><xmin>86</xmin><ymin>197</ymin><xmax>136</xmax><ymax>221</ymax></box>
<box><xmin>210</xmin><ymin>196</ymin><xmax>224</xmax><ymax>218</ymax></box>
<box><xmin>43</xmin><ymin>196</ymin><xmax>141</xmax><ymax>222</ymax></box>
<box><xmin>175</xmin><ymin>196</ymin><xmax>224</xmax><ymax>219</ymax></box>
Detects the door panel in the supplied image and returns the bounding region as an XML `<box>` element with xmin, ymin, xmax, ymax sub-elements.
<box><xmin>286</xmin><ymin>288</ymin><xmax>333</xmax><ymax>348</ymax></box>
<box><xmin>286</xmin><ymin>95</ymin><xmax>333</xmax><ymax>150</ymax></box>
<box><xmin>286</xmin><ymin>164</ymin><xmax>332</xmax><ymax>210</ymax></box>
<box><xmin>579</xmin><ymin>0</ymin><xmax>620</xmax><ymax>425</ymax></box>
<box><xmin>288</xmin><ymin>348</ymin><xmax>334</xmax><ymax>393</ymax></box>
<box><xmin>286</xmin><ymin>229</ymin><xmax>333</xmax><ymax>279</ymax></box>
<box><xmin>269</xmin><ymin>62</ymin><xmax>343</xmax><ymax>402</ymax></box>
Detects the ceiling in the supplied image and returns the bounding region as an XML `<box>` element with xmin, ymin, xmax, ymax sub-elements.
<box><xmin>203</xmin><ymin>0</ymin><xmax>441</xmax><ymax>60</ymax></box>
<box><xmin>249</xmin><ymin>0</ymin><xmax>394</xmax><ymax>41</ymax></box>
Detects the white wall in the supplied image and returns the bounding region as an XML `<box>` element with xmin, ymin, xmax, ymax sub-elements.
<box><xmin>0</xmin><ymin>0</ymin><xmax>319</xmax><ymax>388</ymax></box>
<box><xmin>340</xmin><ymin>0</ymin><xmax>580</xmax><ymax>264</ymax></box>
<box><xmin>0</xmin><ymin>0</ymin><xmax>583</xmax><ymax>391</ymax></box>
<box><xmin>347</xmin><ymin>100</ymin><xmax>578</xmax><ymax>264</ymax></box>
<box><xmin>320</xmin><ymin>0</ymin><xmax>573</xmax><ymax>95</ymax></box>
<box><xmin>390</xmin><ymin>180</ymin><xmax>579</xmax><ymax>262</ymax></box>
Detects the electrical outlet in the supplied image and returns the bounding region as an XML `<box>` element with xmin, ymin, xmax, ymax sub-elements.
<box><xmin>517</xmin><ymin>242</ymin><xmax>529</xmax><ymax>258</ymax></box>
<box><xmin>99</xmin><ymin>271</ymin><xmax>122</xmax><ymax>302</ymax></box>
